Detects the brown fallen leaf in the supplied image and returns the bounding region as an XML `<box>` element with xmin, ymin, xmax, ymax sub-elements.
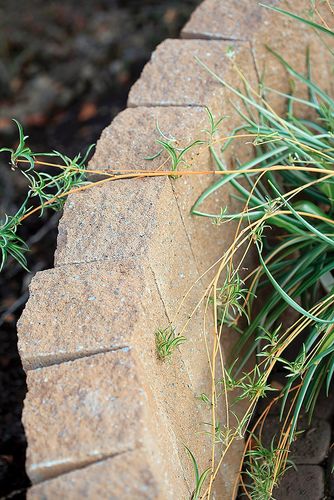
<box><xmin>78</xmin><ymin>102</ymin><xmax>97</xmax><ymax>122</ymax></box>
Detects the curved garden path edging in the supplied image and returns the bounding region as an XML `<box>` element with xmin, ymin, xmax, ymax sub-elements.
<box><xmin>17</xmin><ymin>1</ymin><xmax>334</xmax><ymax>498</ymax></box>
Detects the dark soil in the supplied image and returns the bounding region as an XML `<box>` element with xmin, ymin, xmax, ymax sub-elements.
<box><xmin>0</xmin><ymin>1</ymin><xmax>200</xmax><ymax>497</ymax></box>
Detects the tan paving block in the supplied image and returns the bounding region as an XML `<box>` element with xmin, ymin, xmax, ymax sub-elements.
<box><xmin>24</xmin><ymin>348</ymin><xmax>196</xmax><ymax>498</ymax></box>
<box><xmin>56</xmin><ymin>177</ymin><xmax>172</xmax><ymax>265</ymax></box>
<box><xmin>24</xmin><ymin>350</ymin><xmax>145</xmax><ymax>483</ymax></box>
<box><xmin>54</xmin><ymin>107</ymin><xmax>210</xmax><ymax>270</ymax></box>
<box><xmin>38</xmin><ymin>103</ymin><xmax>251</xmax><ymax>496</ymax></box>
<box><xmin>20</xmin><ymin>4</ymin><xmax>334</xmax><ymax>499</ymax></box>
<box><xmin>127</xmin><ymin>39</ymin><xmax>252</xmax><ymax>108</ymax></box>
<box><xmin>50</xmin><ymin>104</ymin><xmax>250</xmax><ymax>396</ymax></box>
<box><xmin>182</xmin><ymin>0</ymin><xmax>278</xmax><ymax>41</ymax></box>
<box><xmin>55</xmin><ymin>104</ymin><xmax>253</xmax><ymax>276</ymax></box>
<box><xmin>53</xmin><ymin>106</ymin><xmax>222</xmax><ymax>390</ymax></box>
<box><xmin>28</xmin><ymin>450</ymin><xmax>162</xmax><ymax>499</ymax></box>
<box><xmin>85</xmin><ymin>105</ymin><xmax>209</xmax><ymax>171</ymax></box>
<box><xmin>21</xmin><ymin>314</ymin><xmax>219</xmax><ymax>498</ymax></box>
<box><xmin>20</xmin><ymin>26</ymin><xmax>263</xmax><ymax>500</ymax></box>
<box><xmin>18</xmin><ymin>260</ymin><xmax>161</xmax><ymax>370</ymax></box>
<box><xmin>182</xmin><ymin>0</ymin><xmax>334</xmax><ymax>101</ymax></box>
<box><xmin>182</xmin><ymin>0</ymin><xmax>332</xmax><ymax>46</ymax></box>
<box><xmin>18</xmin><ymin>262</ymin><xmax>217</xmax><ymax>495</ymax></box>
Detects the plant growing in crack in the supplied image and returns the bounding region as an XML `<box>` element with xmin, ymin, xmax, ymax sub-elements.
<box><xmin>155</xmin><ymin>326</ymin><xmax>187</xmax><ymax>361</ymax></box>
<box><xmin>146</xmin><ymin>120</ymin><xmax>206</xmax><ymax>176</ymax></box>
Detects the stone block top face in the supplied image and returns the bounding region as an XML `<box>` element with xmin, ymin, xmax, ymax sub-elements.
<box><xmin>27</xmin><ymin>450</ymin><xmax>162</xmax><ymax>500</ymax></box>
<box><xmin>55</xmin><ymin>177</ymin><xmax>173</xmax><ymax>266</ymax></box>
<box><xmin>24</xmin><ymin>350</ymin><xmax>145</xmax><ymax>483</ymax></box>
<box><xmin>18</xmin><ymin>260</ymin><xmax>161</xmax><ymax>369</ymax></box>
<box><xmin>128</xmin><ymin>39</ymin><xmax>251</xmax><ymax>107</ymax></box>
<box><xmin>182</xmin><ymin>0</ymin><xmax>334</xmax><ymax>97</ymax></box>
<box><xmin>182</xmin><ymin>0</ymin><xmax>330</xmax><ymax>43</ymax></box>
<box><xmin>54</xmin><ymin>102</ymin><xmax>254</xmax><ymax>275</ymax></box>
<box><xmin>88</xmin><ymin>105</ymin><xmax>207</xmax><ymax>171</ymax></box>
<box><xmin>182</xmin><ymin>0</ymin><xmax>273</xmax><ymax>41</ymax></box>
<box><xmin>54</xmin><ymin>106</ymin><xmax>208</xmax><ymax>268</ymax></box>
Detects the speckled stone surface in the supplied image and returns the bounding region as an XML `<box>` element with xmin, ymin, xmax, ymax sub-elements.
<box><xmin>128</xmin><ymin>39</ymin><xmax>253</xmax><ymax>108</ymax></box>
<box><xmin>27</xmin><ymin>450</ymin><xmax>162</xmax><ymax>500</ymax></box>
<box><xmin>24</xmin><ymin>351</ymin><xmax>146</xmax><ymax>483</ymax></box>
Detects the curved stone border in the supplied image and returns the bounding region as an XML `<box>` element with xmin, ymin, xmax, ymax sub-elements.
<box><xmin>17</xmin><ymin>1</ymin><xmax>334</xmax><ymax>498</ymax></box>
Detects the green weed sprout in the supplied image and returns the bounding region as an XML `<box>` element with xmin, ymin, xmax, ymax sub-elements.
<box><xmin>155</xmin><ymin>326</ymin><xmax>187</xmax><ymax>360</ymax></box>
<box><xmin>0</xmin><ymin>120</ymin><xmax>93</xmax><ymax>271</ymax></box>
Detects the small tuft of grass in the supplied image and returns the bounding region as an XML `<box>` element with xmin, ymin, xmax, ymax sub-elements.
<box><xmin>155</xmin><ymin>326</ymin><xmax>186</xmax><ymax>360</ymax></box>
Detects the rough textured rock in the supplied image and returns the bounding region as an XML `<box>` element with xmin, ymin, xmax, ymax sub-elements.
<box><xmin>19</xmin><ymin>261</ymin><xmax>214</xmax><ymax>496</ymax></box>
<box><xmin>23</xmin><ymin>347</ymin><xmax>206</xmax><ymax>498</ymax></box>
<box><xmin>27</xmin><ymin>451</ymin><xmax>161</xmax><ymax>500</ymax></box>
<box><xmin>182</xmin><ymin>0</ymin><xmax>276</xmax><ymax>40</ymax></box>
<box><xmin>274</xmin><ymin>465</ymin><xmax>325</xmax><ymax>500</ymax></box>
<box><xmin>128</xmin><ymin>39</ymin><xmax>252</xmax><ymax>108</ymax></box>
<box><xmin>18</xmin><ymin>261</ymin><xmax>158</xmax><ymax>369</ymax></box>
<box><xmin>19</xmin><ymin>100</ymin><xmax>247</xmax><ymax>497</ymax></box>
<box><xmin>182</xmin><ymin>0</ymin><xmax>334</xmax><ymax>107</ymax></box>
<box><xmin>55</xmin><ymin>106</ymin><xmax>215</xmax><ymax>271</ymax></box>
<box><xmin>55</xmin><ymin>105</ymin><xmax>252</xmax><ymax>276</ymax></box>
<box><xmin>24</xmin><ymin>350</ymin><xmax>146</xmax><ymax>482</ymax></box>
<box><xmin>262</xmin><ymin>416</ymin><xmax>330</xmax><ymax>465</ymax></box>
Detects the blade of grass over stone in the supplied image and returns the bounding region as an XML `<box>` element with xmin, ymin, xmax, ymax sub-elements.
<box><xmin>195</xmin><ymin>57</ymin><xmax>333</xmax><ymax>150</ymax></box>
<box><xmin>186</xmin><ymin>8</ymin><xmax>334</xmax><ymax>491</ymax></box>
<box><xmin>192</xmin><ymin>146</ymin><xmax>289</xmax><ymax>215</ymax></box>
<box><xmin>260</xmin><ymin>3</ymin><xmax>334</xmax><ymax>37</ymax></box>
<box><xmin>185</xmin><ymin>446</ymin><xmax>211</xmax><ymax>499</ymax></box>
<box><xmin>266</xmin><ymin>46</ymin><xmax>334</xmax><ymax>109</ymax></box>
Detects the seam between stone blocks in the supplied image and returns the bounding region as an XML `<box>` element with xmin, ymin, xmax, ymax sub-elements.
<box><xmin>181</xmin><ymin>32</ymin><xmax>247</xmax><ymax>42</ymax></box>
<box><xmin>249</xmin><ymin>40</ymin><xmax>262</xmax><ymax>84</ymax></box>
<box><xmin>148</xmin><ymin>262</ymin><xmax>172</xmax><ymax>325</ymax></box>
<box><xmin>25</xmin><ymin>345</ymin><xmax>130</xmax><ymax>372</ymax></box>
<box><xmin>169</xmin><ymin>181</ymin><xmax>201</xmax><ymax>274</ymax></box>
<box><xmin>128</xmin><ymin>102</ymin><xmax>207</xmax><ymax>108</ymax></box>
<box><xmin>147</xmin><ymin>262</ymin><xmax>197</xmax><ymax>497</ymax></box>
<box><xmin>30</xmin><ymin>447</ymin><xmax>135</xmax><ymax>487</ymax></box>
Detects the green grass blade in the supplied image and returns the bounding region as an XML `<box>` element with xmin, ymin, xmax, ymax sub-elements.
<box><xmin>260</xmin><ymin>4</ymin><xmax>334</xmax><ymax>37</ymax></box>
